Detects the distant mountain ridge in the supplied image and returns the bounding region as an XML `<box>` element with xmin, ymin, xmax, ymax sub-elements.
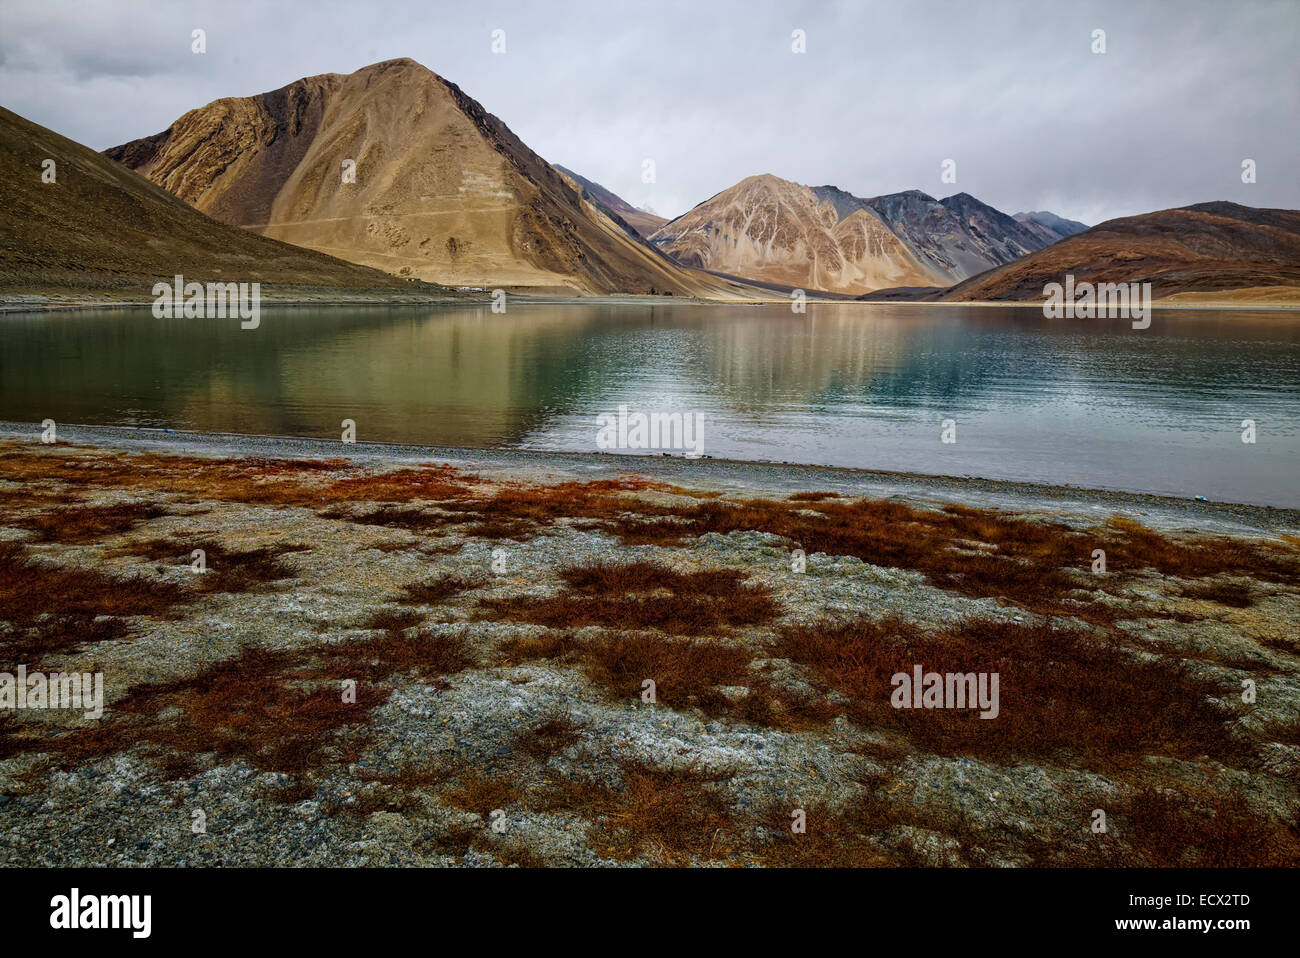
<box><xmin>80</xmin><ymin>56</ymin><xmax>1290</xmax><ymax>305</ymax></box>
<box><xmin>942</xmin><ymin>201</ymin><xmax>1300</xmax><ymax>303</ymax></box>
<box><xmin>1013</xmin><ymin>210</ymin><xmax>1089</xmax><ymax>245</ymax></box>
<box><xmin>644</xmin><ymin>174</ymin><xmax>933</xmax><ymax>293</ymax></box>
<box><xmin>554</xmin><ymin>166</ymin><xmax>668</xmax><ymax>239</ymax></box>
<box><xmin>860</xmin><ymin>188</ymin><xmax>1049</xmax><ymax>280</ymax></box>
<box><xmin>646</xmin><ymin>174</ymin><xmax>1068</xmax><ymax>295</ymax></box>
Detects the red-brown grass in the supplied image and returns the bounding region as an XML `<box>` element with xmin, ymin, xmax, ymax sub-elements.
<box><xmin>0</xmin><ymin>540</ymin><xmax>188</xmax><ymax>663</ymax></box>
<box><xmin>600</xmin><ymin>498</ymin><xmax>1300</xmax><ymax>622</ymax></box>
<box><xmin>440</xmin><ymin>772</ymin><xmax>520</xmax><ymax>815</ymax></box>
<box><xmin>480</xmin><ymin>561</ymin><xmax>779</xmax><ymax>634</ymax></box>
<box><xmin>499</xmin><ymin>628</ymin><xmax>834</xmax><ymax>728</ymax></box>
<box><xmin>752</xmin><ymin>796</ymin><xmax>926</xmax><ymax>867</ymax></box>
<box><xmin>1176</xmin><ymin>578</ymin><xmax>1258</xmax><ymax>608</ymax></box>
<box><xmin>317</xmin><ymin>465</ymin><xmax>477</xmax><ymax>503</ymax></box>
<box><xmin>15</xmin><ymin>502</ymin><xmax>167</xmax><ymax>544</ymax></box>
<box><xmin>0</xmin><ymin>447</ymin><xmax>476</xmax><ymax>508</ymax></box>
<box><xmin>399</xmin><ymin>574</ymin><xmax>485</xmax><ymax>605</ymax></box>
<box><xmin>1262</xmin><ymin>716</ymin><xmax>1300</xmax><ymax>748</ymax></box>
<box><xmin>534</xmin><ymin>760</ymin><xmax>734</xmax><ymax>865</ymax></box>
<box><xmin>333</xmin><ymin>478</ymin><xmax>685</xmax><ymax>541</ymax></box>
<box><xmin>8</xmin><ymin>614</ymin><xmax>474</xmax><ymax>777</ymax></box>
<box><xmin>498</xmin><ymin>631</ymin><xmax>574</xmax><ymax>665</ymax></box>
<box><xmin>730</xmin><ymin>673</ymin><xmax>842</xmax><ymax>730</ymax></box>
<box><xmin>1115</xmin><ymin>787</ymin><xmax>1300</xmax><ymax>865</ymax></box>
<box><xmin>306</xmin><ymin>613</ymin><xmax>477</xmax><ymax>682</ymax></box>
<box><xmin>773</xmin><ymin>616</ymin><xmax>1243</xmax><ymax>766</ymax></box>
<box><xmin>514</xmin><ymin>717</ymin><xmax>584</xmax><ymax>760</ymax></box>
<box><xmin>326</xmin><ymin>505</ymin><xmax>448</xmax><ymax>532</ymax></box>
<box><xmin>549</xmin><ymin>630</ymin><xmax>754</xmax><ymax>710</ymax></box>
<box><xmin>1258</xmin><ymin>633</ymin><xmax>1300</xmax><ymax>656</ymax></box>
<box><xmin>16</xmin><ymin>445</ymin><xmax>1291</xmax><ymax>630</ymax></box>
<box><xmin>22</xmin><ymin>647</ymin><xmax>388</xmax><ymax>778</ymax></box>
<box><xmin>111</xmin><ymin>538</ymin><xmax>305</xmax><ymax>593</ymax></box>
<box><xmin>1035</xmin><ymin>784</ymin><xmax>1300</xmax><ymax>866</ymax></box>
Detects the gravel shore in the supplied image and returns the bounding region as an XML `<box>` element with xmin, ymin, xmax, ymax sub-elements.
<box><xmin>6</xmin><ymin>421</ymin><xmax>1296</xmax><ymax>533</ymax></box>
<box><xmin>1</xmin><ymin>425</ymin><xmax>1297</xmax><ymax>867</ymax></box>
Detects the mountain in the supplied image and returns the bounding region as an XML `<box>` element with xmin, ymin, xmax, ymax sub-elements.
<box><xmin>104</xmin><ymin>58</ymin><xmax>728</xmax><ymax>296</ymax></box>
<box><xmin>647</xmin><ymin>174</ymin><xmax>938</xmax><ymax>294</ymax></box>
<box><xmin>942</xmin><ymin>202</ymin><xmax>1300</xmax><ymax>303</ymax></box>
<box><xmin>648</xmin><ymin>175</ymin><xmax>1055</xmax><ymax>295</ymax></box>
<box><xmin>1013</xmin><ymin>210</ymin><xmax>1089</xmax><ymax>245</ymax></box>
<box><xmin>859</xmin><ymin>190</ymin><xmax>1048</xmax><ymax>281</ymax></box>
<box><xmin>0</xmin><ymin>106</ymin><xmax>420</xmax><ymax>297</ymax></box>
<box><xmin>554</xmin><ymin>166</ymin><xmax>668</xmax><ymax>239</ymax></box>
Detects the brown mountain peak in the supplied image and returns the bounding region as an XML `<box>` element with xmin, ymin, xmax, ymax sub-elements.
<box><xmin>943</xmin><ymin>203</ymin><xmax>1300</xmax><ymax>303</ymax></box>
<box><xmin>103</xmin><ymin>62</ymin><xmax>730</xmax><ymax>296</ymax></box>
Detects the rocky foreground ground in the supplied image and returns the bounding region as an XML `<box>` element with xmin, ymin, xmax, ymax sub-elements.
<box><xmin>1</xmin><ymin>430</ymin><xmax>1298</xmax><ymax>867</ymax></box>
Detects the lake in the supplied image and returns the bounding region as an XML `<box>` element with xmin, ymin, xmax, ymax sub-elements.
<box><xmin>2</xmin><ymin>303</ymin><xmax>1298</xmax><ymax>506</ymax></box>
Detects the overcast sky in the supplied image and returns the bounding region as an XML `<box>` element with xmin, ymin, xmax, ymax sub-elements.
<box><xmin>2</xmin><ymin>0</ymin><xmax>1296</xmax><ymax>225</ymax></box>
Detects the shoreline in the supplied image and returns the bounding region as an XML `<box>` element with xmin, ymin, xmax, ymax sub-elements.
<box><xmin>0</xmin><ymin>290</ymin><xmax>487</xmax><ymax>315</ymax></box>
<box><xmin>4</xmin><ymin>421</ymin><xmax>1297</xmax><ymax>534</ymax></box>
<box><xmin>3</xmin><ymin>292</ymin><xmax>1298</xmax><ymax>315</ymax></box>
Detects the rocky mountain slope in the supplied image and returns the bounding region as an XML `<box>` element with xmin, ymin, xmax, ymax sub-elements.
<box><xmin>648</xmin><ymin>175</ymin><xmax>1060</xmax><ymax>295</ymax></box>
<box><xmin>0</xmin><ymin>106</ymin><xmax>433</xmax><ymax>297</ymax></box>
<box><xmin>554</xmin><ymin>166</ymin><xmax>668</xmax><ymax>239</ymax></box>
<box><xmin>1013</xmin><ymin>210</ymin><xmax>1089</xmax><ymax>245</ymax></box>
<box><xmin>646</xmin><ymin>174</ymin><xmax>939</xmax><ymax>294</ymax></box>
<box><xmin>942</xmin><ymin>202</ymin><xmax>1300</xmax><ymax>303</ymax></box>
<box><xmin>863</xmin><ymin>189</ymin><xmax>1048</xmax><ymax>284</ymax></box>
<box><xmin>105</xmin><ymin>59</ymin><xmax>732</xmax><ymax>297</ymax></box>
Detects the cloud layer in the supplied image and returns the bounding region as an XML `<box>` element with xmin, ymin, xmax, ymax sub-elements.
<box><xmin>2</xmin><ymin>0</ymin><xmax>1296</xmax><ymax>224</ymax></box>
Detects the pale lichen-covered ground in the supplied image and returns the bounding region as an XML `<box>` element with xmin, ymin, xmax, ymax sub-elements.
<box><xmin>1</xmin><ymin>428</ymin><xmax>1298</xmax><ymax>867</ymax></box>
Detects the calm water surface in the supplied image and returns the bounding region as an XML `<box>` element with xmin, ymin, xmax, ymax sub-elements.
<box><xmin>2</xmin><ymin>304</ymin><xmax>1297</xmax><ymax>506</ymax></box>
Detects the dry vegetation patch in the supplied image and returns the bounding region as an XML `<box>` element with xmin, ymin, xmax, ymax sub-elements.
<box><xmin>10</xmin><ymin>647</ymin><xmax>387</xmax><ymax>779</ymax></box>
<box><xmin>0</xmin><ymin>447</ymin><xmax>474</xmax><ymax>508</ymax></box>
<box><xmin>440</xmin><ymin>773</ymin><xmax>520</xmax><ymax>815</ymax></box>
<box><xmin>514</xmin><ymin>717</ymin><xmax>585</xmax><ymax>760</ymax></box>
<box><xmin>480</xmin><ymin>560</ymin><xmax>778</xmax><ymax>634</ymax></box>
<box><xmin>111</xmin><ymin>537</ymin><xmax>306</xmax><ymax>593</ymax></box>
<box><xmin>399</xmin><ymin>574</ymin><xmax>485</xmax><ymax>605</ymax></box>
<box><xmin>774</xmin><ymin>617</ymin><xmax>1243</xmax><ymax>767</ymax></box>
<box><xmin>0</xmin><ymin>540</ymin><xmax>188</xmax><ymax>663</ymax></box>
<box><xmin>1034</xmin><ymin>783</ymin><xmax>1300</xmax><ymax>867</ymax></box>
<box><xmin>505</xmin><ymin>629</ymin><xmax>754</xmax><ymax>714</ymax></box>
<box><xmin>533</xmin><ymin>760</ymin><xmax>735</xmax><ymax>865</ymax></box>
<box><xmin>1175</xmin><ymin>578</ymin><xmax>1258</xmax><ymax>608</ymax></box>
<box><xmin>13</xmin><ymin>502</ymin><xmax>167</xmax><ymax>544</ymax></box>
<box><xmin>2</xmin><ymin>618</ymin><xmax>476</xmax><ymax>778</ymax></box>
<box><xmin>311</xmin><ymin>613</ymin><xmax>477</xmax><ymax>682</ymax></box>
<box><xmin>600</xmin><ymin>497</ymin><xmax>1300</xmax><ymax>621</ymax></box>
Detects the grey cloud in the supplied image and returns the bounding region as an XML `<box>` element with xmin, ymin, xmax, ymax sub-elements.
<box><xmin>0</xmin><ymin>0</ymin><xmax>1295</xmax><ymax>224</ymax></box>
